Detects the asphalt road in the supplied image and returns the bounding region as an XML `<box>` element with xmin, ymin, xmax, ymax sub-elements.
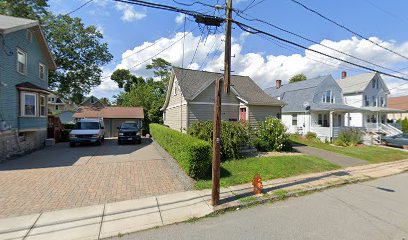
<box><xmin>111</xmin><ymin>173</ymin><xmax>408</xmax><ymax>240</ymax></box>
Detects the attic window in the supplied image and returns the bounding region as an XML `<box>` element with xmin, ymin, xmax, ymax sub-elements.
<box><xmin>322</xmin><ymin>90</ymin><xmax>334</xmax><ymax>103</ymax></box>
<box><xmin>173</xmin><ymin>81</ymin><xmax>179</xmax><ymax>95</ymax></box>
<box><xmin>91</xmin><ymin>97</ymin><xmax>95</xmax><ymax>104</ymax></box>
<box><xmin>26</xmin><ymin>30</ymin><xmax>32</xmax><ymax>42</ymax></box>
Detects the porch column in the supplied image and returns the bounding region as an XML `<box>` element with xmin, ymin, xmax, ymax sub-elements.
<box><xmin>347</xmin><ymin>112</ymin><xmax>351</xmax><ymax>127</ymax></box>
<box><xmin>376</xmin><ymin>112</ymin><xmax>379</xmax><ymax>130</ymax></box>
<box><xmin>330</xmin><ymin>111</ymin><xmax>334</xmax><ymax>140</ymax></box>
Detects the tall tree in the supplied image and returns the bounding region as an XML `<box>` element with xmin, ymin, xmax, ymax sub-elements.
<box><xmin>146</xmin><ymin>58</ymin><xmax>172</xmax><ymax>82</ymax></box>
<box><xmin>99</xmin><ymin>97</ymin><xmax>111</xmax><ymax>106</ymax></box>
<box><xmin>0</xmin><ymin>1</ymin><xmax>113</xmax><ymax>97</ymax></box>
<box><xmin>289</xmin><ymin>73</ymin><xmax>307</xmax><ymax>83</ymax></box>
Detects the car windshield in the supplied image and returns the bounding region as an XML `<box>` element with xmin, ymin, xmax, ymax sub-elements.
<box><xmin>75</xmin><ymin>122</ymin><xmax>100</xmax><ymax>130</ymax></box>
<box><xmin>121</xmin><ymin>123</ymin><xmax>140</xmax><ymax>129</ymax></box>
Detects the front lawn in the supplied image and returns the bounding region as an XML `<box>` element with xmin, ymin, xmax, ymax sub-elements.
<box><xmin>290</xmin><ymin>135</ymin><xmax>408</xmax><ymax>163</ymax></box>
<box><xmin>194</xmin><ymin>155</ymin><xmax>340</xmax><ymax>189</ymax></box>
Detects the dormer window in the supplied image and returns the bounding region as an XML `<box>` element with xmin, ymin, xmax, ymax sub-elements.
<box><xmin>322</xmin><ymin>90</ymin><xmax>334</xmax><ymax>103</ymax></box>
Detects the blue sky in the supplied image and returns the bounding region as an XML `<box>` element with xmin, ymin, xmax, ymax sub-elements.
<box><xmin>49</xmin><ymin>0</ymin><xmax>408</xmax><ymax>99</ymax></box>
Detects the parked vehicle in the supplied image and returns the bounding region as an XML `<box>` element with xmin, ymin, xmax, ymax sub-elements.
<box><xmin>382</xmin><ymin>134</ymin><xmax>408</xmax><ymax>148</ymax></box>
<box><xmin>69</xmin><ymin>118</ymin><xmax>105</xmax><ymax>147</ymax></box>
<box><xmin>117</xmin><ymin>121</ymin><xmax>142</xmax><ymax>144</ymax></box>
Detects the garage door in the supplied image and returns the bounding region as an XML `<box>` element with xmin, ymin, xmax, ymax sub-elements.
<box><xmin>105</xmin><ymin>119</ymin><xmax>142</xmax><ymax>137</ymax></box>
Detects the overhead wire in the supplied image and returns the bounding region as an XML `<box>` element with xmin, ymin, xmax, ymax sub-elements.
<box><xmin>233</xmin><ymin>10</ymin><xmax>408</xmax><ymax>77</ymax></box>
<box><xmin>233</xmin><ymin>20</ymin><xmax>408</xmax><ymax>81</ymax></box>
<box><xmin>287</xmin><ymin>0</ymin><xmax>408</xmax><ymax>61</ymax></box>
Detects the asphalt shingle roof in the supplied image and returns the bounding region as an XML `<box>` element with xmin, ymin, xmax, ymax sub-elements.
<box><xmin>0</xmin><ymin>15</ymin><xmax>38</xmax><ymax>34</ymax></box>
<box><xmin>265</xmin><ymin>75</ymin><xmax>361</xmax><ymax>113</ymax></box>
<box><xmin>73</xmin><ymin>107</ymin><xmax>144</xmax><ymax>119</ymax></box>
<box><xmin>335</xmin><ymin>72</ymin><xmax>376</xmax><ymax>94</ymax></box>
<box><xmin>173</xmin><ymin>67</ymin><xmax>285</xmax><ymax>106</ymax></box>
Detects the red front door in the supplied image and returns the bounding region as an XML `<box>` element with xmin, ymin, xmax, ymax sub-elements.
<box><xmin>240</xmin><ymin>108</ymin><xmax>246</xmax><ymax>121</ymax></box>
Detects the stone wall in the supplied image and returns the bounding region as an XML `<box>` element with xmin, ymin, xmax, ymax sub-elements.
<box><xmin>0</xmin><ymin>129</ymin><xmax>46</xmax><ymax>162</ymax></box>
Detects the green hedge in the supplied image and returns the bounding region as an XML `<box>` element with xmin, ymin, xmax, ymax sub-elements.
<box><xmin>188</xmin><ymin>121</ymin><xmax>250</xmax><ymax>160</ymax></box>
<box><xmin>149</xmin><ymin>124</ymin><xmax>212</xmax><ymax>179</ymax></box>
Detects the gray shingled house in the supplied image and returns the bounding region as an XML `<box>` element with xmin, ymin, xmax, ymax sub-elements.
<box><xmin>265</xmin><ymin>75</ymin><xmax>362</xmax><ymax>141</ymax></box>
<box><xmin>161</xmin><ymin>68</ymin><xmax>285</xmax><ymax>132</ymax></box>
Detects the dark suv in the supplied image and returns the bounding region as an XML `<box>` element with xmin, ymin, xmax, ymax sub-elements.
<box><xmin>117</xmin><ymin>121</ymin><xmax>142</xmax><ymax>144</ymax></box>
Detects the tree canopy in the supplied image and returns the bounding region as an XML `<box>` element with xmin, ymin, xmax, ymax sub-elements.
<box><xmin>114</xmin><ymin>58</ymin><xmax>172</xmax><ymax>125</ymax></box>
<box><xmin>0</xmin><ymin>0</ymin><xmax>113</xmax><ymax>98</ymax></box>
<box><xmin>289</xmin><ymin>74</ymin><xmax>307</xmax><ymax>83</ymax></box>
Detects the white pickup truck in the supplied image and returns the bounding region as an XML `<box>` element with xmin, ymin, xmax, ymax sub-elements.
<box><xmin>69</xmin><ymin>118</ymin><xmax>105</xmax><ymax>147</ymax></box>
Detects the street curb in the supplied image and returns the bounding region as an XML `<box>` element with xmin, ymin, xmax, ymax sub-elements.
<box><xmin>211</xmin><ymin>170</ymin><xmax>408</xmax><ymax>215</ymax></box>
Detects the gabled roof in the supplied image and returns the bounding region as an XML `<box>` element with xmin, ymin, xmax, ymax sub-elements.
<box><xmin>265</xmin><ymin>75</ymin><xmax>361</xmax><ymax>113</ymax></box>
<box><xmin>264</xmin><ymin>75</ymin><xmax>330</xmax><ymax>98</ymax></box>
<box><xmin>0</xmin><ymin>15</ymin><xmax>56</xmax><ymax>70</ymax></box>
<box><xmin>80</xmin><ymin>96</ymin><xmax>104</xmax><ymax>106</ymax></box>
<box><xmin>73</xmin><ymin>107</ymin><xmax>144</xmax><ymax>119</ymax></box>
<box><xmin>335</xmin><ymin>72</ymin><xmax>389</xmax><ymax>94</ymax></box>
<box><xmin>166</xmin><ymin>67</ymin><xmax>285</xmax><ymax>107</ymax></box>
<box><xmin>388</xmin><ymin>96</ymin><xmax>408</xmax><ymax>110</ymax></box>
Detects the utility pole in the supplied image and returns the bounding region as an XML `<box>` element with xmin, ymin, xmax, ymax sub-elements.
<box><xmin>212</xmin><ymin>0</ymin><xmax>233</xmax><ymax>206</ymax></box>
<box><xmin>224</xmin><ymin>0</ymin><xmax>232</xmax><ymax>94</ymax></box>
<box><xmin>211</xmin><ymin>78</ymin><xmax>222</xmax><ymax>206</ymax></box>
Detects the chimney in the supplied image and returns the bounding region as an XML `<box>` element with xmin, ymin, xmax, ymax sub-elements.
<box><xmin>341</xmin><ymin>71</ymin><xmax>347</xmax><ymax>79</ymax></box>
<box><xmin>275</xmin><ymin>79</ymin><xmax>282</xmax><ymax>89</ymax></box>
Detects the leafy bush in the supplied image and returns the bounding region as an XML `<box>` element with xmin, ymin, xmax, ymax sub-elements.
<box><xmin>253</xmin><ymin>117</ymin><xmax>291</xmax><ymax>151</ymax></box>
<box><xmin>305</xmin><ymin>132</ymin><xmax>318</xmax><ymax>140</ymax></box>
<box><xmin>150</xmin><ymin>124</ymin><xmax>211</xmax><ymax>179</ymax></box>
<box><xmin>335</xmin><ymin>129</ymin><xmax>363</xmax><ymax>146</ymax></box>
<box><xmin>402</xmin><ymin>118</ymin><xmax>408</xmax><ymax>133</ymax></box>
<box><xmin>188</xmin><ymin>121</ymin><xmax>250</xmax><ymax>160</ymax></box>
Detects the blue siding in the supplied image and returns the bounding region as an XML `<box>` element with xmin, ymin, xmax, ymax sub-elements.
<box><xmin>0</xmin><ymin>28</ymin><xmax>49</xmax><ymax>130</ymax></box>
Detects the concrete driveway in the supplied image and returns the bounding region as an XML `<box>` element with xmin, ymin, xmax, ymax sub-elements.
<box><xmin>0</xmin><ymin>138</ymin><xmax>185</xmax><ymax>218</ymax></box>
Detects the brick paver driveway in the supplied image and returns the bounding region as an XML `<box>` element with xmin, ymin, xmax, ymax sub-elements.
<box><xmin>0</xmin><ymin>138</ymin><xmax>185</xmax><ymax>218</ymax></box>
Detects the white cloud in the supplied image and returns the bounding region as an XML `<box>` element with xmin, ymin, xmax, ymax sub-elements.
<box><xmin>96</xmin><ymin>25</ymin><xmax>104</xmax><ymax>35</ymax></box>
<box><xmin>91</xmin><ymin>32</ymin><xmax>408</xmax><ymax>98</ymax></box>
<box><xmin>115</xmin><ymin>2</ymin><xmax>146</xmax><ymax>22</ymax></box>
<box><xmin>175</xmin><ymin>13</ymin><xmax>185</xmax><ymax>25</ymax></box>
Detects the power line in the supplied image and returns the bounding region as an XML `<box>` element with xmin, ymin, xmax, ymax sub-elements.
<box><xmin>241</xmin><ymin>0</ymin><xmax>267</xmax><ymax>12</ymax></box>
<box><xmin>101</xmin><ymin>27</ymin><xmax>197</xmax><ymax>80</ymax></box>
<box><xmin>114</xmin><ymin>0</ymin><xmax>224</xmax><ymax>24</ymax></box>
<box><xmin>233</xmin><ymin>10</ymin><xmax>408</xmax><ymax>77</ymax></box>
<box><xmin>65</xmin><ymin>0</ymin><xmax>94</xmax><ymax>15</ymax></box>
<box><xmin>233</xmin><ymin>20</ymin><xmax>408</xmax><ymax>81</ymax></box>
<box><xmin>287</xmin><ymin>0</ymin><xmax>408</xmax><ymax>61</ymax></box>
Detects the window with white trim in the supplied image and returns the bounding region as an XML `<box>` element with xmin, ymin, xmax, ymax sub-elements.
<box><xmin>21</xmin><ymin>93</ymin><xmax>37</xmax><ymax>116</ymax></box>
<box><xmin>380</xmin><ymin>97</ymin><xmax>385</xmax><ymax>107</ymax></box>
<box><xmin>40</xmin><ymin>95</ymin><xmax>46</xmax><ymax>116</ymax></box>
<box><xmin>364</xmin><ymin>95</ymin><xmax>369</xmax><ymax>106</ymax></box>
<box><xmin>17</xmin><ymin>49</ymin><xmax>27</xmax><ymax>75</ymax></box>
<box><xmin>322</xmin><ymin>90</ymin><xmax>334</xmax><ymax>103</ymax></box>
<box><xmin>292</xmin><ymin>114</ymin><xmax>298</xmax><ymax>126</ymax></box>
<box><xmin>39</xmin><ymin>63</ymin><xmax>46</xmax><ymax>80</ymax></box>
<box><xmin>372</xmin><ymin>96</ymin><xmax>377</xmax><ymax>107</ymax></box>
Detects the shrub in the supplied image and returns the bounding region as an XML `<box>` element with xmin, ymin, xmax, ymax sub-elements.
<box><xmin>402</xmin><ymin>118</ymin><xmax>408</xmax><ymax>133</ymax></box>
<box><xmin>188</xmin><ymin>121</ymin><xmax>250</xmax><ymax>160</ymax></box>
<box><xmin>150</xmin><ymin>124</ymin><xmax>211</xmax><ymax>179</ymax></box>
<box><xmin>253</xmin><ymin>117</ymin><xmax>291</xmax><ymax>151</ymax></box>
<box><xmin>305</xmin><ymin>132</ymin><xmax>318</xmax><ymax>140</ymax></box>
<box><xmin>335</xmin><ymin>129</ymin><xmax>363</xmax><ymax>146</ymax></box>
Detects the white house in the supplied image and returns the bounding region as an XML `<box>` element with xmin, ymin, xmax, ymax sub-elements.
<box><xmin>336</xmin><ymin>71</ymin><xmax>404</xmax><ymax>136</ymax></box>
<box><xmin>265</xmin><ymin>75</ymin><xmax>362</xmax><ymax>141</ymax></box>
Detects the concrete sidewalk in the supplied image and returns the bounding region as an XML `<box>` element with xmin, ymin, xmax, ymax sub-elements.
<box><xmin>1</xmin><ymin>160</ymin><xmax>407</xmax><ymax>240</ymax></box>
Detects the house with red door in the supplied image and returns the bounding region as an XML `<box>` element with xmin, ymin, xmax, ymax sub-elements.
<box><xmin>161</xmin><ymin>67</ymin><xmax>285</xmax><ymax>132</ymax></box>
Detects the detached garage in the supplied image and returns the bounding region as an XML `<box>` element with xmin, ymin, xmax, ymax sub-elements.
<box><xmin>73</xmin><ymin>107</ymin><xmax>144</xmax><ymax>137</ymax></box>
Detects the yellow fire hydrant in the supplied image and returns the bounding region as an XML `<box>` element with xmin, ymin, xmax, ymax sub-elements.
<box><xmin>252</xmin><ymin>173</ymin><xmax>263</xmax><ymax>195</ymax></box>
